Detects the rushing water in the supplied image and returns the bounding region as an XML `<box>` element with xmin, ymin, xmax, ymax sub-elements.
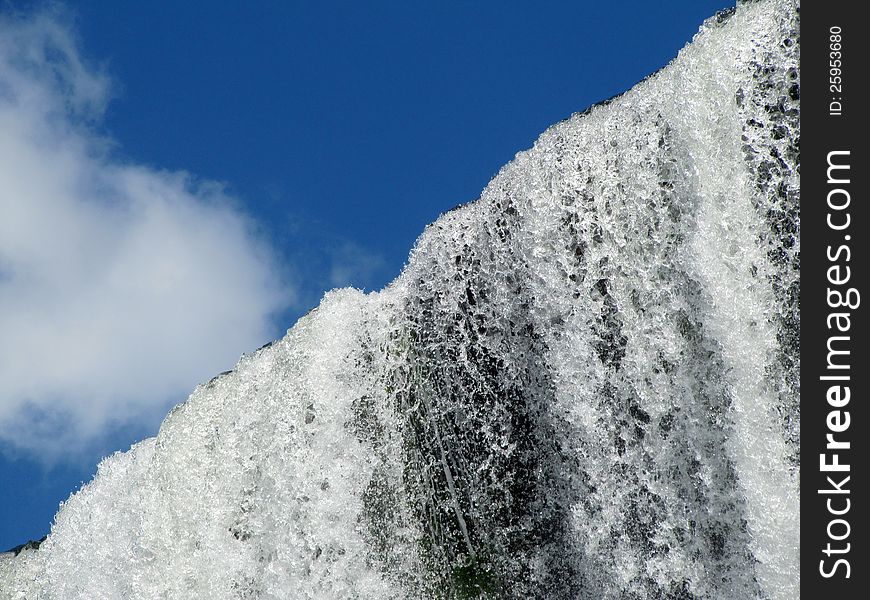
<box><xmin>0</xmin><ymin>1</ymin><xmax>799</xmax><ymax>598</ymax></box>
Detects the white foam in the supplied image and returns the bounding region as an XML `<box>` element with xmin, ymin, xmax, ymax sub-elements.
<box><xmin>1</xmin><ymin>1</ymin><xmax>799</xmax><ymax>598</ymax></box>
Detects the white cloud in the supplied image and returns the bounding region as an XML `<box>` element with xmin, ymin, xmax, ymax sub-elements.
<box><xmin>0</xmin><ymin>11</ymin><xmax>289</xmax><ymax>461</ymax></box>
<box><xmin>328</xmin><ymin>241</ymin><xmax>386</xmax><ymax>289</ymax></box>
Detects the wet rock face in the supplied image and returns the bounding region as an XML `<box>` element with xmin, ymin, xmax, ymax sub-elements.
<box><xmin>3</xmin><ymin>538</ymin><xmax>45</xmax><ymax>557</ymax></box>
<box><xmin>1</xmin><ymin>1</ymin><xmax>799</xmax><ymax>599</ymax></box>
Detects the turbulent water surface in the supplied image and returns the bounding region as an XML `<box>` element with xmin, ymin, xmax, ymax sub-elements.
<box><xmin>1</xmin><ymin>1</ymin><xmax>799</xmax><ymax>598</ymax></box>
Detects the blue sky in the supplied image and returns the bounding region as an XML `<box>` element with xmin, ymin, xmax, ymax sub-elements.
<box><xmin>0</xmin><ymin>0</ymin><xmax>732</xmax><ymax>550</ymax></box>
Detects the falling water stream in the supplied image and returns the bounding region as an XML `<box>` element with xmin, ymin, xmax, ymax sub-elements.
<box><xmin>1</xmin><ymin>1</ymin><xmax>799</xmax><ymax>598</ymax></box>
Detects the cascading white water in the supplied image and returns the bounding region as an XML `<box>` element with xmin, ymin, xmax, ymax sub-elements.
<box><xmin>0</xmin><ymin>1</ymin><xmax>799</xmax><ymax>598</ymax></box>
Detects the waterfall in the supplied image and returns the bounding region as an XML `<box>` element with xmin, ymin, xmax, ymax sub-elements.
<box><xmin>0</xmin><ymin>1</ymin><xmax>799</xmax><ymax>598</ymax></box>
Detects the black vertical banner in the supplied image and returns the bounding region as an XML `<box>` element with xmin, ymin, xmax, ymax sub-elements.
<box><xmin>802</xmin><ymin>1</ymin><xmax>868</xmax><ymax>597</ymax></box>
